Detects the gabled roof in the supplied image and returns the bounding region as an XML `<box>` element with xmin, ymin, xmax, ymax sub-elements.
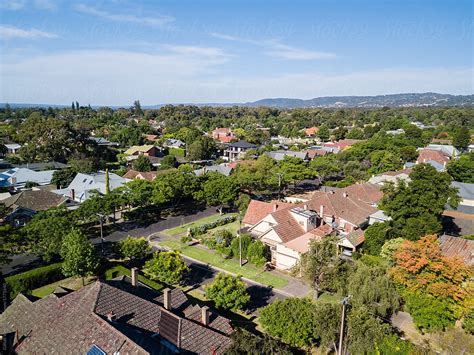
<box><xmin>451</xmin><ymin>181</ymin><xmax>474</xmax><ymax>201</ymax></box>
<box><xmin>1</xmin><ymin>280</ymin><xmax>232</xmax><ymax>354</ymax></box>
<box><xmin>124</xmin><ymin>145</ymin><xmax>156</xmax><ymax>155</ymax></box>
<box><xmin>228</xmin><ymin>140</ymin><xmax>257</xmax><ymax>149</ymax></box>
<box><xmin>266</xmin><ymin>150</ymin><xmax>308</xmax><ymax>161</ymax></box>
<box><xmin>194</xmin><ymin>164</ymin><xmax>233</xmax><ymax>177</ymax></box>
<box><xmin>417</xmin><ymin>148</ymin><xmax>450</xmax><ymax>166</ymax></box>
<box><xmin>306</xmin><ymin>148</ymin><xmax>328</xmax><ymax>159</ymax></box>
<box><xmin>341</xmin><ymin>183</ymin><xmax>383</xmax><ymax>205</ymax></box>
<box><xmin>123</xmin><ymin>169</ymin><xmax>158</xmax><ymax>181</ymax></box>
<box><xmin>243</xmin><ymin>199</ymin><xmax>292</xmax><ymax>225</ymax></box>
<box><xmin>342</xmin><ymin>229</ymin><xmax>365</xmax><ymax>247</ymax></box>
<box><xmin>3</xmin><ymin>189</ymin><xmax>67</xmax><ymax>212</ymax></box>
<box><xmin>284</xmin><ymin>223</ymin><xmax>333</xmax><ymax>253</ymax></box>
<box><xmin>439</xmin><ymin>235</ymin><xmax>474</xmax><ymax>266</ymax></box>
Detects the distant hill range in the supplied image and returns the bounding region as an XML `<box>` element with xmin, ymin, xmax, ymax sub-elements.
<box><xmin>2</xmin><ymin>93</ymin><xmax>473</xmax><ymax>109</ymax></box>
<box><xmin>242</xmin><ymin>93</ymin><xmax>474</xmax><ymax>108</ymax></box>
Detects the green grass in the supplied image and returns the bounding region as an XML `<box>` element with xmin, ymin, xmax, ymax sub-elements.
<box><xmin>168</xmin><ymin>147</ymin><xmax>185</xmax><ymax>157</ymax></box>
<box><xmin>316</xmin><ymin>292</ymin><xmax>341</xmax><ymax>305</ymax></box>
<box><xmin>104</xmin><ymin>264</ymin><xmax>165</xmax><ymax>291</ymax></box>
<box><xmin>31</xmin><ymin>276</ymin><xmax>96</xmax><ymax>298</ymax></box>
<box><xmin>31</xmin><ymin>265</ymin><xmax>165</xmax><ymax>298</ymax></box>
<box><xmin>207</xmin><ymin>220</ymin><xmax>240</xmax><ymax>235</ymax></box>
<box><xmin>158</xmin><ymin>239</ymin><xmax>288</xmax><ymax>289</ymax></box>
<box><xmin>162</xmin><ymin>213</ymin><xmax>238</xmax><ymax>236</ymax></box>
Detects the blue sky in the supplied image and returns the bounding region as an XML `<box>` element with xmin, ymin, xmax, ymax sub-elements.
<box><xmin>0</xmin><ymin>0</ymin><xmax>472</xmax><ymax>105</ymax></box>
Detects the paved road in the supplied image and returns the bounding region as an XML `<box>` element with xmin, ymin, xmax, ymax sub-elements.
<box><xmin>2</xmin><ymin>206</ymin><xmax>217</xmax><ymax>275</ymax></box>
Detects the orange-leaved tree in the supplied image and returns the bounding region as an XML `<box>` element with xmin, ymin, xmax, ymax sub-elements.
<box><xmin>390</xmin><ymin>235</ymin><xmax>471</xmax><ymax>302</ymax></box>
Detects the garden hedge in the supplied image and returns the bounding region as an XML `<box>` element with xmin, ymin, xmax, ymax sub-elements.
<box><xmin>5</xmin><ymin>263</ymin><xmax>64</xmax><ymax>299</ymax></box>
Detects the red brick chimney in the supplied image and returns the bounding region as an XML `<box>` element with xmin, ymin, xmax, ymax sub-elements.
<box><xmin>201</xmin><ymin>306</ymin><xmax>209</xmax><ymax>326</ymax></box>
<box><xmin>163</xmin><ymin>288</ymin><xmax>171</xmax><ymax>310</ymax></box>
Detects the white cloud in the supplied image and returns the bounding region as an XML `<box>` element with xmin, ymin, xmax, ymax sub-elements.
<box><xmin>74</xmin><ymin>4</ymin><xmax>174</xmax><ymax>27</ymax></box>
<box><xmin>0</xmin><ymin>25</ymin><xmax>57</xmax><ymax>39</ymax></box>
<box><xmin>264</xmin><ymin>42</ymin><xmax>336</xmax><ymax>60</ymax></box>
<box><xmin>0</xmin><ymin>0</ymin><xmax>25</xmax><ymax>10</ymax></box>
<box><xmin>210</xmin><ymin>32</ymin><xmax>336</xmax><ymax>61</ymax></box>
<box><xmin>1</xmin><ymin>48</ymin><xmax>471</xmax><ymax>105</ymax></box>
<box><xmin>0</xmin><ymin>0</ymin><xmax>57</xmax><ymax>10</ymax></box>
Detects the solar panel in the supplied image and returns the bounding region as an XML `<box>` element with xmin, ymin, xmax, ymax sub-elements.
<box><xmin>87</xmin><ymin>344</ymin><xmax>106</xmax><ymax>355</ymax></box>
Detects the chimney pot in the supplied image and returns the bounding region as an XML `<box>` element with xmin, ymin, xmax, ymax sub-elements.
<box><xmin>131</xmin><ymin>267</ymin><xmax>138</xmax><ymax>287</ymax></box>
<box><xmin>163</xmin><ymin>288</ymin><xmax>171</xmax><ymax>310</ymax></box>
<box><xmin>201</xmin><ymin>306</ymin><xmax>210</xmax><ymax>326</ymax></box>
<box><xmin>303</xmin><ymin>204</ymin><xmax>308</xmax><ymax>210</ymax></box>
<box><xmin>319</xmin><ymin>205</ymin><xmax>324</xmax><ymax>220</ymax></box>
<box><xmin>273</xmin><ymin>203</ymin><xmax>278</xmax><ymax>212</ymax></box>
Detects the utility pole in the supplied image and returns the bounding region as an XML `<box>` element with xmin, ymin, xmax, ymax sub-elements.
<box><xmin>97</xmin><ymin>213</ymin><xmax>105</xmax><ymax>255</ymax></box>
<box><xmin>276</xmin><ymin>173</ymin><xmax>283</xmax><ymax>200</ymax></box>
<box><xmin>238</xmin><ymin>212</ymin><xmax>243</xmax><ymax>267</ymax></box>
<box><xmin>338</xmin><ymin>295</ymin><xmax>351</xmax><ymax>355</ymax></box>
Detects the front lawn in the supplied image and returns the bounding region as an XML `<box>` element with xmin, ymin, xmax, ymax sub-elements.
<box><xmin>31</xmin><ymin>276</ymin><xmax>96</xmax><ymax>298</ymax></box>
<box><xmin>162</xmin><ymin>213</ymin><xmax>238</xmax><ymax>236</ymax></box>
<box><xmin>157</xmin><ymin>239</ymin><xmax>288</xmax><ymax>289</ymax></box>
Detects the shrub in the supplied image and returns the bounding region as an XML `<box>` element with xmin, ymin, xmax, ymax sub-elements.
<box><xmin>189</xmin><ymin>215</ymin><xmax>236</xmax><ymax>237</ymax></box>
<box><xmin>115</xmin><ymin>236</ymin><xmax>151</xmax><ymax>260</ymax></box>
<box><xmin>180</xmin><ymin>235</ymin><xmax>192</xmax><ymax>243</ymax></box>
<box><xmin>260</xmin><ymin>298</ymin><xmax>317</xmax><ymax>348</ymax></box>
<box><xmin>213</xmin><ymin>229</ymin><xmax>234</xmax><ymax>256</ymax></box>
<box><xmin>404</xmin><ymin>292</ymin><xmax>456</xmax><ymax>332</ymax></box>
<box><xmin>5</xmin><ymin>263</ymin><xmax>63</xmax><ymax>299</ymax></box>
<box><xmin>143</xmin><ymin>251</ymin><xmax>189</xmax><ymax>285</ymax></box>
<box><xmin>463</xmin><ymin>308</ymin><xmax>474</xmax><ymax>334</ymax></box>
<box><xmin>247</xmin><ymin>240</ymin><xmax>269</xmax><ymax>266</ymax></box>
<box><xmin>230</xmin><ymin>234</ymin><xmax>252</xmax><ymax>259</ymax></box>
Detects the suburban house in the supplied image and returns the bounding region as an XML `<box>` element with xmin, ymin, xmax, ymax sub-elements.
<box><xmin>89</xmin><ymin>136</ymin><xmax>119</xmax><ymax>147</ymax></box>
<box><xmin>368</xmin><ymin>168</ymin><xmax>413</xmax><ymax>186</ymax></box>
<box><xmin>2</xmin><ymin>189</ymin><xmax>70</xmax><ymax>227</ymax></box>
<box><xmin>4</xmin><ymin>143</ymin><xmax>21</xmax><ymax>155</ymax></box>
<box><xmin>266</xmin><ymin>150</ymin><xmax>308</xmax><ymax>161</ymax></box>
<box><xmin>165</xmin><ymin>139</ymin><xmax>186</xmax><ymax>149</ymax></box>
<box><xmin>414</xmin><ymin>148</ymin><xmax>451</xmax><ymax>171</ymax></box>
<box><xmin>123</xmin><ymin>169</ymin><xmax>158</xmax><ymax>181</ymax></box>
<box><xmin>194</xmin><ymin>164</ymin><xmax>233</xmax><ymax>177</ymax></box>
<box><xmin>124</xmin><ymin>145</ymin><xmax>161</xmax><ymax>157</ymax></box>
<box><xmin>322</xmin><ymin>139</ymin><xmax>362</xmax><ymax>154</ymax></box>
<box><xmin>425</xmin><ymin>144</ymin><xmax>459</xmax><ymax>158</ymax></box>
<box><xmin>386</xmin><ymin>128</ymin><xmax>405</xmax><ymax>135</ymax></box>
<box><xmin>224</xmin><ymin>141</ymin><xmax>257</xmax><ymax>161</ymax></box>
<box><xmin>443</xmin><ymin>182</ymin><xmax>474</xmax><ymax>236</ymax></box>
<box><xmin>0</xmin><ymin>168</ymin><xmax>56</xmax><ymax>190</ymax></box>
<box><xmin>306</xmin><ymin>148</ymin><xmax>328</xmax><ymax>159</ymax></box>
<box><xmin>0</xmin><ymin>270</ymin><xmax>233</xmax><ymax>354</ymax></box>
<box><xmin>304</xmin><ymin>127</ymin><xmax>319</xmax><ymax>137</ymax></box>
<box><xmin>54</xmin><ymin>171</ymin><xmax>128</xmax><ymax>202</ymax></box>
<box><xmin>211</xmin><ymin>127</ymin><xmax>236</xmax><ymax>143</ymax></box>
<box><xmin>144</xmin><ymin>134</ymin><xmax>160</xmax><ymax>142</ymax></box>
<box><xmin>244</xmin><ymin>183</ymin><xmax>383</xmax><ymax>268</ymax></box>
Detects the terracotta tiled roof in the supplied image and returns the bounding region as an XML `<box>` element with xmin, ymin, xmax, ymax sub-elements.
<box><xmin>341</xmin><ymin>183</ymin><xmax>383</xmax><ymax>205</ymax></box>
<box><xmin>1</xmin><ymin>280</ymin><xmax>232</xmax><ymax>354</ymax></box>
<box><xmin>343</xmin><ymin>229</ymin><xmax>365</xmax><ymax>247</ymax></box>
<box><xmin>3</xmin><ymin>189</ymin><xmax>67</xmax><ymax>212</ymax></box>
<box><xmin>439</xmin><ymin>235</ymin><xmax>474</xmax><ymax>266</ymax></box>
<box><xmin>123</xmin><ymin>169</ymin><xmax>158</xmax><ymax>181</ymax></box>
<box><xmin>271</xmin><ymin>207</ymin><xmax>305</xmax><ymax>243</ymax></box>
<box><xmin>284</xmin><ymin>224</ymin><xmax>333</xmax><ymax>253</ymax></box>
<box><xmin>242</xmin><ymin>199</ymin><xmax>292</xmax><ymax>225</ymax></box>
<box><xmin>305</xmin><ymin>127</ymin><xmax>319</xmax><ymax>136</ymax></box>
<box><xmin>417</xmin><ymin>149</ymin><xmax>450</xmax><ymax>165</ymax></box>
<box><xmin>306</xmin><ymin>149</ymin><xmax>328</xmax><ymax>159</ymax></box>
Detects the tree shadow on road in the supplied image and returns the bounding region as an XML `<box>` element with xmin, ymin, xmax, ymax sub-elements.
<box><xmin>245</xmin><ymin>284</ymin><xmax>275</xmax><ymax>313</ymax></box>
<box><xmin>183</xmin><ymin>263</ymin><xmax>216</xmax><ymax>289</ymax></box>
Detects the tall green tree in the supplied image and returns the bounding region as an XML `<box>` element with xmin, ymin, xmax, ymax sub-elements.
<box><xmin>453</xmin><ymin>126</ymin><xmax>471</xmax><ymax>151</ymax></box>
<box><xmin>447</xmin><ymin>152</ymin><xmax>474</xmax><ymax>183</ymax></box>
<box><xmin>317</xmin><ymin>124</ymin><xmax>330</xmax><ymax>142</ymax></box>
<box><xmin>379</xmin><ymin>164</ymin><xmax>460</xmax><ymax>240</ymax></box>
<box><xmin>25</xmin><ymin>206</ymin><xmax>74</xmax><ymax>261</ymax></box>
<box><xmin>61</xmin><ymin>228</ymin><xmax>100</xmax><ymax>284</ymax></box>
<box><xmin>132</xmin><ymin>155</ymin><xmax>152</xmax><ymax>172</ymax></box>
<box><xmin>115</xmin><ymin>236</ymin><xmax>151</xmax><ymax>260</ymax></box>
<box><xmin>201</xmin><ymin>172</ymin><xmax>238</xmax><ymax>213</ymax></box>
